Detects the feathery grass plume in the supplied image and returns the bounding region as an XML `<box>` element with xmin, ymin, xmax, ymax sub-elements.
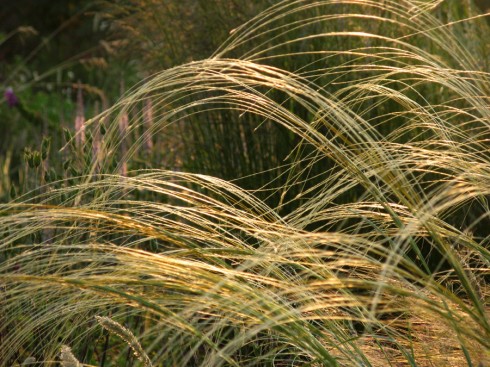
<box><xmin>0</xmin><ymin>26</ymin><xmax>38</xmax><ymax>49</ymax></box>
<box><xmin>95</xmin><ymin>316</ymin><xmax>152</xmax><ymax>367</ymax></box>
<box><xmin>60</xmin><ymin>345</ymin><xmax>81</xmax><ymax>367</ymax></box>
<box><xmin>21</xmin><ymin>356</ymin><xmax>36</xmax><ymax>366</ymax></box>
<box><xmin>0</xmin><ymin>0</ymin><xmax>489</xmax><ymax>366</ymax></box>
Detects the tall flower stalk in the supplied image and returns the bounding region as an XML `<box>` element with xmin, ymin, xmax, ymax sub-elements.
<box><xmin>74</xmin><ymin>81</ymin><xmax>85</xmax><ymax>149</ymax></box>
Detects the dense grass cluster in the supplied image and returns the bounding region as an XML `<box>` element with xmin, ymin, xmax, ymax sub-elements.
<box><xmin>1</xmin><ymin>1</ymin><xmax>489</xmax><ymax>366</ymax></box>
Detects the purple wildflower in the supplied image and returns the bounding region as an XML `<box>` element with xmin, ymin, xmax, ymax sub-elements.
<box><xmin>4</xmin><ymin>87</ymin><xmax>19</xmax><ymax>108</ymax></box>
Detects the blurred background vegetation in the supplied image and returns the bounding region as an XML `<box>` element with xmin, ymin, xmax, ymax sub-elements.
<box><xmin>0</xmin><ymin>0</ymin><xmax>272</xmax><ymax>201</ymax></box>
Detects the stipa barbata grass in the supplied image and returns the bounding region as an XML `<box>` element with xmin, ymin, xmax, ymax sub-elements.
<box><xmin>60</xmin><ymin>345</ymin><xmax>81</xmax><ymax>367</ymax></box>
<box><xmin>21</xmin><ymin>356</ymin><xmax>36</xmax><ymax>366</ymax></box>
<box><xmin>1</xmin><ymin>0</ymin><xmax>489</xmax><ymax>366</ymax></box>
<box><xmin>95</xmin><ymin>316</ymin><xmax>153</xmax><ymax>367</ymax></box>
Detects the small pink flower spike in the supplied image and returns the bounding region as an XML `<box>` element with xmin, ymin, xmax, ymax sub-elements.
<box><xmin>75</xmin><ymin>81</ymin><xmax>85</xmax><ymax>148</ymax></box>
<box><xmin>144</xmin><ymin>99</ymin><xmax>154</xmax><ymax>152</ymax></box>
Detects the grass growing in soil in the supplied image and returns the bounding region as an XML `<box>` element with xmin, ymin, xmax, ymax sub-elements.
<box><xmin>1</xmin><ymin>1</ymin><xmax>489</xmax><ymax>366</ymax></box>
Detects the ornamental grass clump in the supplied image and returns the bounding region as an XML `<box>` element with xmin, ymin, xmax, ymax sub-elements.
<box><xmin>0</xmin><ymin>1</ymin><xmax>489</xmax><ymax>366</ymax></box>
